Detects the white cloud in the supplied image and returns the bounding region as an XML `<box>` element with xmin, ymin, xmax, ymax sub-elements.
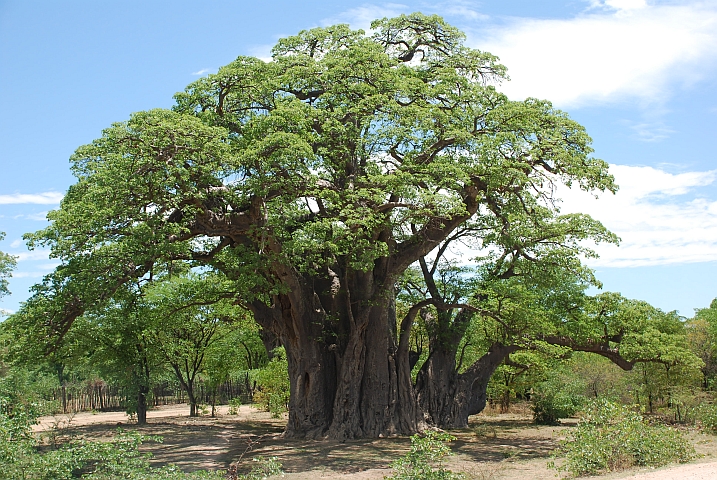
<box><xmin>12</xmin><ymin>271</ymin><xmax>52</xmax><ymax>279</ymax></box>
<box><xmin>474</xmin><ymin>2</ymin><xmax>717</xmax><ymax>108</ymax></box>
<box><xmin>590</xmin><ymin>0</ymin><xmax>648</xmax><ymax>12</ymax></box>
<box><xmin>13</xmin><ymin>250</ymin><xmax>52</xmax><ymax>262</ymax></box>
<box><xmin>623</xmin><ymin>120</ymin><xmax>675</xmax><ymax>142</ymax></box>
<box><xmin>25</xmin><ymin>211</ymin><xmax>49</xmax><ymax>221</ymax></box>
<box><xmin>9</xmin><ymin>239</ymin><xmax>22</xmax><ymax>248</ymax></box>
<box><xmin>191</xmin><ymin>68</ymin><xmax>214</xmax><ymax>76</ymax></box>
<box><xmin>0</xmin><ymin>192</ymin><xmax>64</xmax><ymax>205</ymax></box>
<box><xmin>431</xmin><ymin>1</ymin><xmax>489</xmax><ymax>21</ymax></box>
<box><xmin>246</xmin><ymin>44</ymin><xmax>274</xmax><ymax>63</ymax></box>
<box><xmin>321</xmin><ymin>3</ymin><xmax>409</xmax><ymax>31</ymax></box>
<box><xmin>558</xmin><ymin>164</ymin><xmax>717</xmax><ymax>267</ymax></box>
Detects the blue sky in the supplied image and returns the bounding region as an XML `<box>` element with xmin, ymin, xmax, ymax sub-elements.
<box><xmin>1</xmin><ymin>0</ymin><xmax>716</xmax><ymax>316</ymax></box>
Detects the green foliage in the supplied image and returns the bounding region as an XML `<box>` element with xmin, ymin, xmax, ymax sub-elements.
<box><xmin>0</xmin><ymin>404</ymin><xmax>224</xmax><ymax>480</ymax></box>
<box><xmin>0</xmin><ymin>232</ymin><xmax>16</xmax><ymax>301</ymax></box>
<box><xmin>253</xmin><ymin>348</ymin><xmax>290</xmax><ymax>417</ymax></box>
<box><xmin>552</xmin><ymin>399</ymin><xmax>694</xmax><ymax>477</ymax></box>
<box><xmin>689</xmin><ymin>298</ymin><xmax>717</xmax><ymax>389</ymax></box>
<box><xmin>696</xmin><ymin>402</ymin><xmax>717</xmax><ymax>433</ymax></box>
<box><xmin>566</xmin><ymin>352</ymin><xmax>630</xmax><ymax>401</ymax></box>
<box><xmin>386</xmin><ymin>431</ymin><xmax>463</xmax><ymax>480</ymax></box>
<box><xmin>228</xmin><ymin>398</ymin><xmax>242</xmax><ymax>415</ymax></box>
<box><xmin>234</xmin><ymin>456</ymin><xmax>284</xmax><ymax>480</ymax></box>
<box><xmin>531</xmin><ymin>353</ymin><xmax>633</xmax><ymax>424</ymax></box>
<box><xmin>532</xmin><ymin>373</ymin><xmax>585</xmax><ymax>425</ymax></box>
<box><xmin>0</xmin><ymin>366</ymin><xmax>60</xmax><ymax>417</ymax></box>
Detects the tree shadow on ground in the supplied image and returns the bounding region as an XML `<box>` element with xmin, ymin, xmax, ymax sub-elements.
<box><xmin>37</xmin><ymin>407</ymin><xmax>575</xmax><ymax>475</ymax></box>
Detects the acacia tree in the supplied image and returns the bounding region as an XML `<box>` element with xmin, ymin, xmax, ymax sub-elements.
<box><xmin>142</xmin><ymin>272</ymin><xmax>245</xmax><ymax>417</ymax></box>
<box><xmin>75</xmin><ymin>286</ymin><xmax>159</xmax><ymax>424</ymax></box>
<box><xmin>21</xmin><ymin>14</ymin><xmax>617</xmax><ymax>439</ymax></box>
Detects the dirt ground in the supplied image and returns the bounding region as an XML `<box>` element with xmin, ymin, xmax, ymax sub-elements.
<box><xmin>33</xmin><ymin>403</ymin><xmax>717</xmax><ymax>479</ymax></box>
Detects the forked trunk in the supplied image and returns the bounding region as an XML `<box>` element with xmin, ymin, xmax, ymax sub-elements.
<box><xmin>416</xmin><ymin>343</ymin><xmax>518</xmax><ymax>428</ymax></box>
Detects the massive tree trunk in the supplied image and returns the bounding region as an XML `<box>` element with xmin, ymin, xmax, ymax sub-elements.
<box><xmin>251</xmin><ymin>265</ymin><xmax>421</xmax><ymax>440</ymax></box>
<box><xmin>416</xmin><ymin>339</ymin><xmax>518</xmax><ymax>428</ymax></box>
<box><xmin>410</xmin><ymin>255</ymin><xmax>518</xmax><ymax>428</ymax></box>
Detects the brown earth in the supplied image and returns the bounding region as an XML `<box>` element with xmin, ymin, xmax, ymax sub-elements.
<box><xmin>33</xmin><ymin>404</ymin><xmax>717</xmax><ymax>479</ymax></box>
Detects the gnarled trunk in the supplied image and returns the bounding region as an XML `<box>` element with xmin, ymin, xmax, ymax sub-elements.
<box><xmin>252</xmin><ymin>267</ymin><xmax>421</xmax><ymax>440</ymax></box>
<box><xmin>416</xmin><ymin>342</ymin><xmax>517</xmax><ymax>428</ymax></box>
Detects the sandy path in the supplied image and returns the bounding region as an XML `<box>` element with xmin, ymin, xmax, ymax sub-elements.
<box><xmin>610</xmin><ymin>461</ymin><xmax>717</xmax><ymax>480</ymax></box>
<box><xmin>32</xmin><ymin>403</ymin><xmax>213</xmax><ymax>431</ymax></box>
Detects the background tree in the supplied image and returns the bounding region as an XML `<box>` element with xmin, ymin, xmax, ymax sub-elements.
<box><xmin>19</xmin><ymin>13</ymin><xmax>618</xmax><ymax>439</ymax></box>
<box><xmin>1</xmin><ymin>303</ymin><xmax>92</xmax><ymax>414</ymax></box>
<box><xmin>688</xmin><ymin>298</ymin><xmax>717</xmax><ymax>390</ymax></box>
<box><xmin>202</xmin><ymin>324</ymin><xmax>267</xmax><ymax>417</ymax></box>
<box><xmin>143</xmin><ymin>273</ymin><xmax>245</xmax><ymax>417</ymax></box>
<box><xmin>74</xmin><ymin>285</ymin><xmax>160</xmax><ymax>424</ymax></box>
<box><xmin>0</xmin><ymin>232</ymin><xmax>17</xmax><ymax>303</ymax></box>
<box><xmin>403</xmin><ymin>201</ymin><xmax>613</xmax><ymax>428</ymax></box>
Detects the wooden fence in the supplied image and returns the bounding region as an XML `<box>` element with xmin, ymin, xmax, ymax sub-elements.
<box><xmin>52</xmin><ymin>374</ymin><xmax>255</xmax><ymax>413</ymax></box>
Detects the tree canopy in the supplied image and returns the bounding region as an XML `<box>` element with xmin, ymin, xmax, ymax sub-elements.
<box><xmin>18</xmin><ymin>13</ymin><xmax>630</xmax><ymax>439</ymax></box>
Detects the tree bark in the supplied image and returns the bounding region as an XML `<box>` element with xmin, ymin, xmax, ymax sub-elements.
<box><xmin>251</xmin><ymin>267</ymin><xmax>420</xmax><ymax>440</ymax></box>
<box><xmin>416</xmin><ymin>342</ymin><xmax>518</xmax><ymax>428</ymax></box>
<box><xmin>137</xmin><ymin>384</ymin><xmax>148</xmax><ymax>425</ymax></box>
<box><xmin>136</xmin><ymin>353</ymin><xmax>150</xmax><ymax>425</ymax></box>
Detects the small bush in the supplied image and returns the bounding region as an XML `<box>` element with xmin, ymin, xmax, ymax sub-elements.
<box><xmin>385</xmin><ymin>431</ymin><xmax>463</xmax><ymax>480</ymax></box>
<box><xmin>696</xmin><ymin>402</ymin><xmax>717</xmax><ymax>433</ymax></box>
<box><xmin>253</xmin><ymin>348</ymin><xmax>290</xmax><ymax>418</ymax></box>
<box><xmin>532</xmin><ymin>393</ymin><xmax>580</xmax><ymax>425</ymax></box>
<box><xmin>231</xmin><ymin>456</ymin><xmax>283</xmax><ymax>480</ymax></box>
<box><xmin>473</xmin><ymin>423</ymin><xmax>497</xmax><ymax>439</ymax></box>
<box><xmin>551</xmin><ymin>399</ymin><xmax>695</xmax><ymax>477</ymax></box>
<box><xmin>532</xmin><ymin>375</ymin><xmax>584</xmax><ymax>425</ymax></box>
<box><xmin>228</xmin><ymin>398</ymin><xmax>242</xmax><ymax>415</ymax></box>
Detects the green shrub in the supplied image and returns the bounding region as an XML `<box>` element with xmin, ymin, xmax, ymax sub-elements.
<box><xmin>0</xmin><ymin>397</ymin><xmax>224</xmax><ymax>480</ymax></box>
<box><xmin>233</xmin><ymin>456</ymin><xmax>284</xmax><ymax>480</ymax></box>
<box><xmin>228</xmin><ymin>398</ymin><xmax>242</xmax><ymax>415</ymax></box>
<box><xmin>696</xmin><ymin>402</ymin><xmax>717</xmax><ymax>433</ymax></box>
<box><xmin>253</xmin><ymin>348</ymin><xmax>290</xmax><ymax>418</ymax></box>
<box><xmin>0</xmin><ymin>368</ymin><xmax>59</xmax><ymax>417</ymax></box>
<box><xmin>385</xmin><ymin>431</ymin><xmax>464</xmax><ymax>480</ymax></box>
<box><xmin>551</xmin><ymin>399</ymin><xmax>694</xmax><ymax>477</ymax></box>
<box><xmin>532</xmin><ymin>376</ymin><xmax>584</xmax><ymax>425</ymax></box>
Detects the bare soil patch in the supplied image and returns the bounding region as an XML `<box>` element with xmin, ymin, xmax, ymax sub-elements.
<box><xmin>33</xmin><ymin>404</ymin><xmax>717</xmax><ymax>479</ymax></box>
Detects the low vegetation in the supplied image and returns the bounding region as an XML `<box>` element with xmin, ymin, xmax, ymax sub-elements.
<box><xmin>0</xmin><ymin>406</ymin><xmax>224</xmax><ymax>479</ymax></box>
<box><xmin>551</xmin><ymin>399</ymin><xmax>695</xmax><ymax>477</ymax></box>
<box><xmin>386</xmin><ymin>432</ymin><xmax>463</xmax><ymax>480</ymax></box>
